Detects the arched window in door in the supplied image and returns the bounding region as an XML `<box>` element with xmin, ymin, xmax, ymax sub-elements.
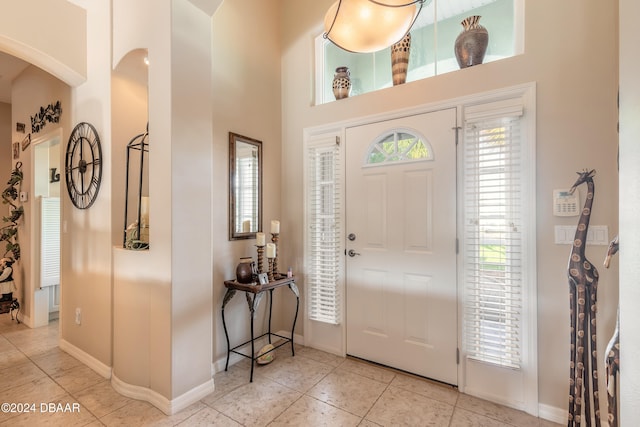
<box><xmin>365</xmin><ymin>129</ymin><xmax>434</xmax><ymax>166</ymax></box>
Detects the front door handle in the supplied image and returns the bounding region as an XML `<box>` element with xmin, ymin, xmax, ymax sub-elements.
<box><xmin>348</xmin><ymin>249</ymin><xmax>360</xmax><ymax>257</ymax></box>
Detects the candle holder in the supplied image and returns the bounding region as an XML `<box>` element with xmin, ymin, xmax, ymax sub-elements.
<box><xmin>256</xmin><ymin>245</ymin><xmax>265</xmax><ymax>273</ymax></box>
<box><xmin>267</xmin><ymin>258</ymin><xmax>275</xmax><ymax>282</ymax></box>
<box><xmin>271</xmin><ymin>233</ymin><xmax>279</xmax><ymax>277</ymax></box>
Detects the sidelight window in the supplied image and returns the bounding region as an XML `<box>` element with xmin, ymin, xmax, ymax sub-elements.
<box><xmin>305</xmin><ymin>135</ymin><xmax>343</xmax><ymax>324</ymax></box>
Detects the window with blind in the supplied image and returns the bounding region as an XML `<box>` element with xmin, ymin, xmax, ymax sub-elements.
<box><xmin>305</xmin><ymin>138</ymin><xmax>342</xmax><ymax>324</ymax></box>
<box><xmin>462</xmin><ymin>99</ymin><xmax>526</xmax><ymax>369</ymax></box>
<box><xmin>235</xmin><ymin>153</ymin><xmax>258</xmax><ymax>231</ymax></box>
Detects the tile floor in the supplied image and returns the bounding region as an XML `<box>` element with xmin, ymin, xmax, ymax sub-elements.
<box><xmin>0</xmin><ymin>317</ymin><xmax>561</xmax><ymax>426</ymax></box>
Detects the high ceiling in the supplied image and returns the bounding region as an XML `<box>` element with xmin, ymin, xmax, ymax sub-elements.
<box><xmin>0</xmin><ymin>51</ymin><xmax>30</xmax><ymax>104</ymax></box>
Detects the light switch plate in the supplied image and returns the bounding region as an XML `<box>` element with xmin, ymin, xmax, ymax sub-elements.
<box><xmin>19</xmin><ymin>191</ymin><xmax>28</xmax><ymax>202</ymax></box>
<box><xmin>554</xmin><ymin>225</ymin><xmax>609</xmax><ymax>245</ymax></box>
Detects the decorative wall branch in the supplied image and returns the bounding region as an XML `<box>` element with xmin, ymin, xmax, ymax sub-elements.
<box><xmin>31</xmin><ymin>101</ymin><xmax>62</xmax><ymax>133</ymax></box>
<box><xmin>1</xmin><ymin>162</ymin><xmax>24</xmax><ymax>261</ymax></box>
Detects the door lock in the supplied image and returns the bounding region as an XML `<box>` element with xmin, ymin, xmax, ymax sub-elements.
<box><xmin>348</xmin><ymin>249</ymin><xmax>361</xmax><ymax>257</ymax></box>
<box><xmin>348</xmin><ymin>233</ymin><xmax>356</xmax><ymax>241</ymax></box>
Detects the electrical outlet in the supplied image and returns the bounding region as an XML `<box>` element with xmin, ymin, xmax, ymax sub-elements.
<box><xmin>75</xmin><ymin>308</ymin><xmax>81</xmax><ymax>325</ymax></box>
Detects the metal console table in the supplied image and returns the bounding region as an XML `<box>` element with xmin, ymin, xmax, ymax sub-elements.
<box><xmin>221</xmin><ymin>275</ymin><xmax>299</xmax><ymax>382</ymax></box>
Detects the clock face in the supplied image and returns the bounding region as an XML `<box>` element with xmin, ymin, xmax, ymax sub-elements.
<box><xmin>65</xmin><ymin>122</ymin><xmax>102</xmax><ymax>209</ymax></box>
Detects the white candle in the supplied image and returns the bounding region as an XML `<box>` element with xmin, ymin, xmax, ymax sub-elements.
<box><xmin>271</xmin><ymin>220</ymin><xmax>280</xmax><ymax>234</ymax></box>
<box><xmin>141</xmin><ymin>196</ymin><xmax>149</xmax><ymax>227</ymax></box>
<box><xmin>256</xmin><ymin>232</ymin><xmax>265</xmax><ymax>246</ymax></box>
<box><xmin>266</xmin><ymin>243</ymin><xmax>276</xmax><ymax>258</ymax></box>
<box><xmin>242</xmin><ymin>220</ymin><xmax>250</xmax><ymax>232</ymax></box>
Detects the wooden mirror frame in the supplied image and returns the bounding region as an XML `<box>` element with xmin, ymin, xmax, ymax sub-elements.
<box><xmin>229</xmin><ymin>132</ymin><xmax>262</xmax><ymax>240</ymax></box>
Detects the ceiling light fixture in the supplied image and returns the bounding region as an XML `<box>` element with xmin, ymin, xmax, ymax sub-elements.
<box><xmin>323</xmin><ymin>0</ymin><xmax>429</xmax><ymax>53</ymax></box>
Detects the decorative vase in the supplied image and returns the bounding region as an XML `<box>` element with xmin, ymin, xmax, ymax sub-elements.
<box><xmin>332</xmin><ymin>66</ymin><xmax>352</xmax><ymax>100</ymax></box>
<box><xmin>236</xmin><ymin>257</ymin><xmax>255</xmax><ymax>284</ymax></box>
<box><xmin>391</xmin><ymin>33</ymin><xmax>411</xmax><ymax>85</ymax></box>
<box><xmin>454</xmin><ymin>15</ymin><xmax>489</xmax><ymax>69</ymax></box>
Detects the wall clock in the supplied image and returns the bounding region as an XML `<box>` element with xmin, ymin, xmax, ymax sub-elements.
<box><xmin>65</xmin><ymin>122</ymin><xmax>103</xmax><ymax>209</ymax></box>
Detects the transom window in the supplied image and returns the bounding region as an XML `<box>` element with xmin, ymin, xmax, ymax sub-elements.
<box><xmin>366</xmin><ymin>130</ymin><xmax>433</xmax><ymax>165</ymax></box>
<box><xmin>316</xmin><ymin>0</ymin><xmax>523</xmax><ymax>104</ymax></box>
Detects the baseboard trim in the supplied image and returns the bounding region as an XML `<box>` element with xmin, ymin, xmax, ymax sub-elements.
<box><xmin>538</xmin><ymin>403</ymin><xmax>566</xmax><ymax>424</ymax></box>
<box><xmin>60</xmin><ymin>340</ymin><xmax>214</xmax><ymax>416</ymax></box>
<box><xmin>58</xmin><ymin>339</ymin><xmax>112</xmax><ymax>379</ymax></box>
<box><xmin>111</xmin><ymin>373</ymin><xmax>214</xmax><ymax>416</ymax></box>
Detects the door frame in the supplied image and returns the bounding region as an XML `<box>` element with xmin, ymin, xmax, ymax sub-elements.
<box><xmin>30</xmin><ymin>127</ymin><xmax>63</xmax><ymax>327</ymax></box>
<box><xmin>303</xmin><ymin>82</ymin><xmax>537</xmax><ymax>414</ymax></box>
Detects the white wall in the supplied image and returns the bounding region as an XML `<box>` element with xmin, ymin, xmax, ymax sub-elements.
<box><xmin>619</xmin><ymin>0</ymin><xmax>639</xmax><ymax>422</ymax></box>
<box><xmin>280</xmin><ymin>0</ymin><xmax>619</xmax><ymax>416</ymax></box>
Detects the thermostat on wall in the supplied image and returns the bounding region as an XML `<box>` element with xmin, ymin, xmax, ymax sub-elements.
<box><xmin>553</xmin><ymin>189</ymin><xmax>579</xmax><ymax>217</ymax></box>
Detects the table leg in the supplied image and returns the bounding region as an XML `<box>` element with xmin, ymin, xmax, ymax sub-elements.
<box><xmin>221</xmin><ymin>288</ymin><xmax>236</xmax><ymax>371</ymax></box>
<box><xmin>289</xmin><ymin>282</ymin><xmax>300</xmax><ymax>356</ymax></box>
<box><xmin>268</xmin><ymin>289</ymin><xmax>274</xmax><ymax>344</ymax></box>
<box><xmin>246</xmin><ymin>291</ymin><xmax>265</xmax><ymax>382</ymax></box>
<box><xmin>250</xmin><ymin>300</ymin><xmax>255</xmax><ymax>382</ymax></box>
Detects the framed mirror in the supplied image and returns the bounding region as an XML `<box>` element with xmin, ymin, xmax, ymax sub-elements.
<box><xmin>229</xmin><ymin>132</ymin><xmax>262</xmax><ymax>240</ymax></box>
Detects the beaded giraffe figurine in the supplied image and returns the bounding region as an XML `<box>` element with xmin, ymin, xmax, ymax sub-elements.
<box><xmin>603</xmin><ymin>235</ymin><xmax>619</xmax><ymax>427</ymax></box>
<box><xmin>566</xmin><ymin>169</ymin><xmax>601</xmax><ymax>427</ymax></box>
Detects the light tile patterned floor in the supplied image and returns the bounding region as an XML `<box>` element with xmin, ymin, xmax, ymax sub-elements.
<box><xmin>0</xmin><ymin>317</ymin><xmax>562</xmax><ymax>426</ymax></box>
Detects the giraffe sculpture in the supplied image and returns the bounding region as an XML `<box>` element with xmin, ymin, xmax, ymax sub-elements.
<box><xmin>603</xmin><ymin>235</ymin><xmax>619</xmax><ymax>427</ymax></box>
<box><xmin>566</xmin><ymin>169</ymin><xmax>601</xmax><ymax>427</ymax></box>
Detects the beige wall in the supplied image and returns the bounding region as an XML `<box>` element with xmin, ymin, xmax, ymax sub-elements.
<box><xmin>11</xmin><ymin>65</ymin><xmax>71</xmax><ymax>324</ymax></box>
<box><xmin>0</xmin><ymin>102</ymin><xmax>12</xmax><ymax>238</ymax></box>
<box><xmin>211</xmin><ymin>0</ymin><xmax>283</xmax><ymax>368</ymax></box>
<box><xmin>0</xmin><ymin>0</ymin><xmax>86</xmax><ymax>85</ymax></box>
<box><xmin>111</xmin><ymin>0</ymin><xmax>215</xmax><ymax>404</ymax></box>
<box><xmin>0</xmin><ymin>102</ymin><xmax>11</xmax><ymax>188</ymax></box>
<box><xmin>61</xmin><ymin>0</ymin><xmax>113</xmax><ymax>372</ymax></box>
<box><xmin>0</xmin><ymin>0</ymin><xmax>626</xmax><ymax>418</ymax></box>
<box><xmin>279</xmin><ymin>0</ymin><xmax>619</xmax><ymax>414</ymax></box>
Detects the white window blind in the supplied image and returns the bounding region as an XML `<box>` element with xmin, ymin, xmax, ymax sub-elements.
<box><xmin>462</xmin><ymin>104</ymin><xmax>524</xmax><ymax>369</ymax></box>
<box><xmin>306</xmin><ymin>139</ymin><xmax>342</xmax><ymax>324</ymax></box>
<box><xmin>39</xmin><ymin>197</ymin><xmax>60</xmax><ymax>288</ymax></box>
<box><xmin>235</xmin><ymin>153</ymin><xmax>258</xmax><ymax>231</ymax></box>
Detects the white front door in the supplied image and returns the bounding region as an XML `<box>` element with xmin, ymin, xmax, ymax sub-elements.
<box><xmin>345</xmin><ymin>108</ymin><xmax>458</xmax><ymax>385</ymax></box>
